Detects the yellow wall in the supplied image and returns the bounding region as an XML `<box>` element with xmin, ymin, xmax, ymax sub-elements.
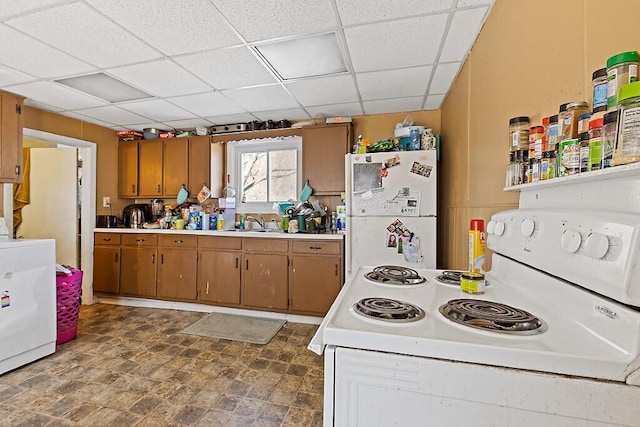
<box><xmin>440</xmin><ymin>0</ymin><xmax>640</xmax><ymax>269</ymax></box>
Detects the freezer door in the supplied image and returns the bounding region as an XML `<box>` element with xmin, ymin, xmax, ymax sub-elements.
<box><xmin>346</xmin><ymin>151</ymin><xmax>437</xmax><ymax>217</ymax></box>
<box><xmin>346</xmin><ymin>216</ymin><xmax>436</xmax><ymax>274</ymax></box>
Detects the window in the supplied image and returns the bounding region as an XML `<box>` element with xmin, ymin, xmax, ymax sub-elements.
<box><xmin>227</xmin><ymin>136</ymin><xmax>302</xmax><ymax>213</ymax></box>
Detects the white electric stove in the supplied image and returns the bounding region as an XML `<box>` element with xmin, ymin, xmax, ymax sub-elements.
<box><xmin>310</xmin><ymin>165</ymin><xmax>640</xmax><ymax>427</ymax></box>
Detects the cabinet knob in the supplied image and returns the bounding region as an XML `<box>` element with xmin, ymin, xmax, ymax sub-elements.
<box><xmin>335</xmin><ymin>264</ymin><xmax>338</xmax><ymax>276</ymax></box>
<box><xmin>132</xmin><ymin>184</ymin><xmax>135</xmax><ymax>193</ymax></box>
<box><xmin>236</xmin><ymin>258</ymin><xmax>239</xmax><ymax>269</ymax></box>
<box><xmin>174</xmin><ymin>239</ymin><xmax>183</xmax><ymax>244</ymax></box>
<box><xmin>136</xmin><ymin>239</ymin><xmax>145</xmax><ymax>242</ymax></box>
<box><xmin>152</xmin><ymin>254</ymin><xmax>156</xmax><ymax>264</ymax></box>
<box><xmin>309</xmin><ymin>246</ymin><xmax>322</xmax><ymax>250</ymax></box>
<box><xmin>246</xmin><ymin>259</ymin><xmax>249</xmax><ymax>270</ymax></box>
<box><xmin>157</xmin><ymin>184</ymin><xmax>161</xmax><ymax>194</ymax></box>
<box><xmin>104</xmin><ymin>238</ymin><xmax>111</xmax><ymax>242</ymax></box>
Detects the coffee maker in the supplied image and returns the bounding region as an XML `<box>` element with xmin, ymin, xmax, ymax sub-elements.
<box><xmin>150</xmin><ymin>199</ymin><xmax>164</xmax><ymax>221</ymax></box>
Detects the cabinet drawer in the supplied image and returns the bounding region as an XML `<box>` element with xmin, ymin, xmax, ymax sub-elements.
<box><xmin>243</xmin><ymin>238</ymin><xmax>289</xmax><ymax>253</ymax></box>
<box><xmin>198</xmin><ymin>236</ymin><xmax>242</xmax><ymax>250</ymax></box>
<box><xmin>159</xmin><ymin>234</ymin><xmax>197</xmax><ymax>248</ymax></box>
<box><xmin>292</xmin><ymin>240</ymin><xmax>341</xmax><ymax>255</ymax></box>
<box><xmin>95</xmin><ymin>233</ymin><xmax>121</xmax><ymax>245</ymax></box>
<box><xmin>122</xmin><ymin>234</ymin><xmax>158</xmax><ymax>247</ymax></box>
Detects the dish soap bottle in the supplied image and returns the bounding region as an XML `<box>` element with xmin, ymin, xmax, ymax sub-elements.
<box><xmin>216</xmin><ymin>211</ymin><xmax>225</xmax><ymax>230</ymax></box>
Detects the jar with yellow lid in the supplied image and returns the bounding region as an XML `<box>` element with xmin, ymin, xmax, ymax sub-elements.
<box><xmin>460</xmin><ymin>272</ymin><xmax>486</xmax><ymax>294</ymax></box>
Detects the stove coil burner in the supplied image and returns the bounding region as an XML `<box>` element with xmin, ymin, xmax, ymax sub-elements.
<box><xmin>439</xmin><ymin>299</ymin><xmax>545</xmax><ymax>335</ymax></box>
<box><xmin>435</xmin><ymin>270</ymin><xmax>462</xmax><ymax>286</ymax></box>
<box><xmin>354</xmin><ymin>297</ymin><xmax>425</xmax><ymax>323</ymax></box>
<box><xmin>365</xmin><ymin>265</ymin><xmax>426</xmax><ymax>286</ymax></box>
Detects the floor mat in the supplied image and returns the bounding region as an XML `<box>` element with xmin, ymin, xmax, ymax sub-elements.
<box><xmin>181</xmin><ymin>312</ymin><xmax>286</xmax><ymax>345</ymax></box>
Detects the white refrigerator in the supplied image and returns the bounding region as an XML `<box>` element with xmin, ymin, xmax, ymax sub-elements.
<box><xmin>345</xmin><ymin>150</ymin><xmax>437</xmax><ymax>276</ymax></box>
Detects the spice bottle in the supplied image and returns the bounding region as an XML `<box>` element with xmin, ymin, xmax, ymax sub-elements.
<box><xmin>606</xmin><ymin>51</ymin><xmax>639</xmax><ymax>110</ymax></box>
<box><xmin>509</xmin><ymin>116</ymin><xmax>530</xmax><ymax>152</ymax></box>
<box><xmin>529</xmin><ymin>125</ymin><xmax>544</xmax><ymax>160</ymax></box>
<box><xmin>612</xmin><ymin>81</ymin><xmax>640</xmax><ymax>166</ymax></box>
<box><xmin>558</xmin><ymin>138</ymin><xmax>580</xmax><ymax>176</ymax></box>
<box><xmin>519</xmin><ymin>150</ymin><xmax>529</xmax><ymax>184</ymax></box>
<box><xmin>540</xmin><ymin>152</ymin><xmax>549</xmax><ymax>180</ymax></box>
<box><xmin>468</xmin><ymin>219</ymin><xmax>485</xmax><ymax>273</ymax></box>
<box><xmin>588</xmin><ymin>117</ymin><xmax>604</xmax><ymax>171</ymax></box>
<box><xmin>593</xmin><ymin>68</ymin><xmax>608</xmax><ymax>113</ymax></box>
<box><xmin>579</xmin><ymin>132</ymin><xmax>590</xmax><ymax>173</ymax></box>
<box><xmin>602</xmin><ymin>111</ymin><xmax>619</xmax><ymax>168</ymax></box>
<box><xmin>547</xmin><ymin>150</ymin><xmax>557</xmax><ymax>179</ymax></box>
<box><xmin>561</xmin><ymin>102</ymin><xmax>589</xmax><ymax>141</ymax></box>
<box><xmin>578</xmin><ymin>112</ymin><xmax>592</xmax><ymax>136</ymax></box>
<box><xmin>548</xmin><ymin>114</ymin><xmax>559</xmax><ymax>151</ymax></box>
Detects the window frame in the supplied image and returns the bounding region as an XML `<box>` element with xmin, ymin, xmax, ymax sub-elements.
<box><xmin>226</xmin><ymin>136</ymin><xmax>302</xmax><ymax>214</ymax></box>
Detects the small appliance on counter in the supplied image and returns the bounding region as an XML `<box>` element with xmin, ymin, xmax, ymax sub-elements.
<box><xmin>96</xmin><ymin>215</ymin><xmax>119</xmax><ymax>228</ymax></box>
<box><xmin>150</xmin><ymin>199</ymin><xmax>164</xmax><ymax>222</ymax></box>
<box><xmin>122</xmin><ymin>204</ymin><xmax>150</xmax><ymax>229</ymax></box>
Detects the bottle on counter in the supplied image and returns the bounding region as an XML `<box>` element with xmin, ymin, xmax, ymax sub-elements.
<box><xmin>468</xmin><ymin>219</ymin><xmax>485</xmax><ymax>273</ymax></box>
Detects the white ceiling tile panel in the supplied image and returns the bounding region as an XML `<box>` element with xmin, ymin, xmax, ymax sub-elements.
<box><xmin>335</xmin><ymin>0</ymin><xmax>453</xmax><ymax>26</ymax></box>
<box><xmin>356</xmin><ymin>66</ymin><xmax>432</xmax><ymax>101</ymax></box>
<box><xmin>285</xmin><ymin>74</ymin><xmax>358</xmax><ymax>106</ymax></box>
<box><xmin>0</xmin><ymin>0</ymin><xmax>68</xmax><ymax>20</ymax></box>
<box><xmin>0</xmin><ymin>24</ymin><xmax>94</xmax><ymax>78</ymax></box>
<box><xmin>345</xmin><ymin>13</ymin><xmax>449</xmax><ymax>72</ymax></box>
<box><xmin>211</xmin><ymin>0</ymin><xmax>338</xmax><ymax>42</ymax></box>
<box><xmin>424</xmin><ymin>93</ymin><xmax>446</xmax><ymax>110</ymax></box>
<box><xmin>252</xmin><ymin>108</ymin><xmax>311</xmax><ymax>121</ymax></box>
<box><xmin>0</xmin><ymin>64</ymin><xmax>34</xmax><ymax>87</ymax></box>
<box><xmin>23</xmin><ymin>98</ymin><xmax>64</xmax><ymax>112</ymax></box>
<box><xmin>222</xmin><ymin>85</ymin><xmax>299</xmax><ymax>112</ymax></box>
<box><xmin>439</xmin><ymin>7</ymin><xmax>488</xmax><ymax>62</ymax></box>
<box><xmin>60</xmin><ymin>111</ymin><xmax>117</xmax><ymax>128</ymax></box>
<box><xmin>86</xmin><ymin>0</ymin><xmax>242</xmax><ymax>55</ymax></box>
<box><xmin>168</xmin><ymin>92</ymin><xmax>246</xmax><ymax>117</ymax></box>
<box><xmin>429</xmin><ymin>62</ymin><xmax>461</xmax><ymax>94</ymax></box>
<box><xmin>71</xmin><ymin>105</ymin><xmax>150</xmax><ymax>126</ymax></box>
<box><xmin>457</xmin><ymin>0</ymin><xmax>493</xmax><ymax>7</ymax></box>
<box><xmin>174</xmin><ymin>47</ymin><xmax>277</xmax><ymax>90</ymax></box>
<box><xmin>125</xmin><ymin>122</ymin><xmax>168</xmax><ymax>132</ymax></box>
<box><xmin>7</xmin><ymin>81</ymin><xmax>107</xmax><ymax>110</ymax></box>
<box><xmin>205</xmin><ymin>113</ymin><xmax>257</xmax><ymax>125</ymax></box>
<box><xmin>118</xmin><ymin>99</ymin><xmax>196</xmax><ymax>122</ymax></box>
<box><xmin>5</xmin><ymin>3</ymin><xmax>161</xmax><ymax>68</ymax></box>
<box><xmin>363</xmin><ymin>97</ymin><xmax>424</xmax><ymax>115</ymax></box>
<box><xmin>107</xmin><ymin>60</ymin><xmax>211</xmax><ymax>98</ymax></box>
<box><xmin>163</xmin><ymin>118</ymin><xmax>215</xmax><ymax>130</ymax></box>
<box><xmin>305</xmin><ymin>102</ymin><xmax>364</xmax><ymax>118</ymax></box>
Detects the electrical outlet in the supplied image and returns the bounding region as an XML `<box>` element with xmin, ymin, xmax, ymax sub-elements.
<box><xmin>102</xmin><ymin>196</ymin><xmax>111</xmax><ymax>208</ymax></box>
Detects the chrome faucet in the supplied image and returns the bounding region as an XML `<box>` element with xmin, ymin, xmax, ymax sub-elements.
<box><xmin>245</xmin><ymin>214</ymin><xmax>266</xmax><ymax>230</ymax></box>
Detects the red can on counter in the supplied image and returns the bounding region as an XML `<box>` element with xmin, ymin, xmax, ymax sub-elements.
<box><xmin>468</xmin><ymin>219</ymin><xmax>485</xmax><ymax>272</ymax></box>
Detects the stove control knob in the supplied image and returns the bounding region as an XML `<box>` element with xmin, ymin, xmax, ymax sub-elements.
<box><xmin>561</xmin><ymin>229</ymin><xmax>582</xmax><ymax>253</ymax></box>
<box><xmin>494</xmin><ymin>221</ymin><xmax>505</xmax><ymax>236</ymax></box>
<box><xmin>487</xmin><ymin>220</ymin><xmax>496</xmax><ymax>235</ymax></box>
<box><xmin>520</xmin><ymin>218</ymin><xmax>535</xmax><ymax>237</ymax></box>
<box><xmin>584</xmin><ymin>233</ymin><xmax>609</xmax><ymax>259</ymax></box>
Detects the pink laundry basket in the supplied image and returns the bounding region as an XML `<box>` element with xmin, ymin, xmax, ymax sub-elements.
<box><xmin>56</xmin><ymin>268</ymin><xmax>83</xmax><ymax>345</ymax></box>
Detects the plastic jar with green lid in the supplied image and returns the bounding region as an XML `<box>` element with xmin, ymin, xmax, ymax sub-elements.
<box><xmin>612</xmin><ymin>81</ymin><xmax>640</xmax><ymax>166</ymax></box>
<box><xmin>606</xmin><ymin>51</ymin><xmax>639</xmax><ymax>110</ymax></box>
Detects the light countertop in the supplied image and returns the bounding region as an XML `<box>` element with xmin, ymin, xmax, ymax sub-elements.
<box><xmin>94</xmin><ymin>228</ymin><xmax>344</xmax><ymax>240</ymax></box>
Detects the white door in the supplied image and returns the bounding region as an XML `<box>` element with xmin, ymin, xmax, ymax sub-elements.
<box><xmin>346</xmin><ymin>216</ymin><xmax>436</xmax><ymax>275</ymax></box>
<box><xmin>17</xmin><ymin>148</ymin><xmax>78</xmax><ymax>267</ymax></box>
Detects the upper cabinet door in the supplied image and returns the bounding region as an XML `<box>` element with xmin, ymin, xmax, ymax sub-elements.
<box><xmin>187</xmin><ymin>136</ymin><xmax>210</xmax><ymax>198</ymax></box>
<box><xmin>118</xmin><ymin>141</ymin><xmax>138</xmax><ymax>198</ymax></box>
<box><xmin>163</xmin><ymin>138</ymin><xmax>188</xmax><ymax>197</ymax></box>
<box><xmin>138</xmin><ymin>140</ymin><xmax>163</xmax><ymax>197</ymax></box>
<box><xmin>302</xmin><ymin>124</ymin><xmax>352</xmax><ymax>195</ymax></box>
<box><xmin>0</xmin><ymin>92</ymin><xmax>24</xmax><ymax>183</ymax></box>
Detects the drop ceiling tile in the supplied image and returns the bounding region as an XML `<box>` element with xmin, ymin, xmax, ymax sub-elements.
<box><xmin>0</xmin><ymin>64</ymin><xmax>34</xmax><ymax>87</ymax></box>
<box><xmin>252</xmin><ymin>108</ymin><xmax>310</xmax><ymax>121</ymax></box>
<box><xmin>222</xmin><ymin>85</ymin><xmax>299</xmax><ymax>112</ymax></box>
<box><xmin>6</xmin><ymin>3</ymin><xmax>161</xmax><ymax>68</ymax></box>
<box><xmin>457</xmin><ymin>0</ymin><xmax>493</xmax><ymax>7</ymax></box>
<box><xmin>168</xmin><ymin>92</ymin><xmax>246</xmax><ymax>117</ymax></box>
<box><xmin>86</xmin><ymin>0</ymin><xmax>241</xmax><ymax>55</ymax></box>
<box><xmin>7</xmin><ymin>81</ymin><xmax>107</xmax><ymax>110</ymax></box>
<box><xmin>335</xmin><ymin>0</ymin><xmax>453</xmax><ymax>26</ymax></box>
<box><xmin>363</xmin><ymin>97</ymin><xmax>424</xmax><ymax>115</ymax></box>
<box><xmin>212</xmin><ymin>0</ymin><xmax>338</xmax><ymax>42</ymax></box>
<box><xmin>164</xmin><ymin>118</ymin><xmax>215</xmax><ymax>130</ymax></box>
<box><xmin>61</xmin><ymin>111</ymin><xmax>117</xmax><ymax>128</ymax></box>
<box><xmin>439</xmin><ymin>7</ymin><xmax>488</xmax><ymax>62</ymax></box>
<box><xmin>119</xmin><ymin>99</ymin><xmax>196</xmax><ymax>122</ymax></box>
<box><xmin>0</xmin><ymin>24</ymin><xmax>94</xmax><ymax>78</ymax></box>
<box><xmin>125</xmin><ymin>122</ymin><xmax>168</xmax><ymax>132</ymax></box>
<box><xmin>345</xmin><ymin>14</ymin><xmax>449</xmax><ymax>72</ymax></box>
<box><xmin>71</xmin><ymin>105</ymin><xmax>150</xmax><ymax>126</ymax></box>
<box><xmin>285</xmin><ymin>74</ymin><xmax>358</xmax><ymax>106</ymax></box>
<box><xmin>205</xmin><ymin>113</ymin><xmax>257</xmax><ymax>125</ymax></box>
<box><xmin>306</xmin><ymin>102</ymin><xmax>364</xmax><ymax>118</ymax></box>
<box><xmin>23</xmin><ymin>98</ymin><xmax>63</xmax><ymax>112</ymax></box>
<box><xmin>107</xmin><ymin>60</ymin><xmax>212</xmax><ymax>98</ymax></box>
<box><xmin>424</xmin><ymin>93</ymin><xmax>446</xmax><ymax>110</ymax></box>
<box><xmin>429</xmin><ymin>62</ymin><xmax>461</xmax><ymax>94</ymax></box>
<box><xmin>175</xmin><ymin>47</ymin><xmax>276</xmax><ymax>90</ymax></box>
<box><xmin>356</xmin><ymin>66</ymin><xmax>432</xmax><ymax>101</ymax></box>
<box><xmin>0</xmin><ymin>0</ymin><xmax>68</xmax><ymax>19</ymax></box>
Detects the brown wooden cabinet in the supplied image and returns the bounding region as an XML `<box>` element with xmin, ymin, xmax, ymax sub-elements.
<box><xmin>118</xmin><ymin>142</ymin><xmax>138</xmax><ymax>197</ymax></box>
<box><xmin>163</xmin><ymin>138</ymin><xmax>188</xmax><ymax>197</ymax></box>
<box><xmin>120</xmin><ymin>234</ymin><xmax>157</xmax><ymax>297</ymax></box>
<box><xmin>198</xmin><ymin>236</ymin><xmax>242</xmax><ymax>305</ymax></box>
<box><xmin>138</xmin><ymin>140</ymin><xmax>163</xmax><ymax>197</ymax></box>
<box><xmin>0</xmin><ymin>91</ymin><xmax>24</xmax><ymax>183</ymax></box>
<box><xmin>93</xmin><ymin>233</ymin><xmax>121</xmax><ymax>294</ymax></box>
<box><xmin>157</xmin><ymin>235</ymin><xmax>197</xmax><ymax>301</ymax></box>
<box><xmin>290</xmin><ymin>240</ymin><xmax>343</xmax><ymax>315</ymax></box>
<box><xmin>241</xmin><ymin>238</ymin><xmax>289</xmax><ymax>310</ymax></box>
<box><xmin>302</xmin><ymin>123</ymin><xmax>352</xmax><ymax>195</ymax></box>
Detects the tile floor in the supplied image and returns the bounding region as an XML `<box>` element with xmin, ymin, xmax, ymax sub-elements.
<box><xmin>0</xmin><ymin>304</ymin><xmax>324</xmax><ymax>426</ymax></box>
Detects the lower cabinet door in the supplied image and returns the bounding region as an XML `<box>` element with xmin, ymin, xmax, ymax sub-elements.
<box><xmin>242</xmin><ymin>253</ymin><xmax>288</xmax><ymax>310</ymax></box>
<box><xmin>291</xmin><ymin>255</ymin><xmax>342</xmax><ymax>315</ymax></box>
<box><xmin>198</xmin><ymin>250</ymin><xmax>241</xmax><ymax>304</ymax></box>
<box><xmin>157</xmin><ymin>248</ymin><xmax>197</xmax><ymax>300</ymax></box>
<box><xmin>120</xmin><ymin>247</ymin><xmax>157</xmax><ymax>297</ymax></box>
<box><xmin>93</xmin><ymin>246</ymin><xmax>120</xmax><ymax>293</ymax></box>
